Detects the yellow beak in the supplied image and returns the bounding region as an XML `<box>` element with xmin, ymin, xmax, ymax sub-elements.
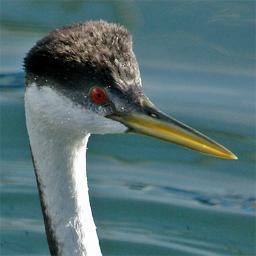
<box><xmin>109</xmin><ymin>104</ymin><xmax>237</xmax><ymax>160</ymax></box>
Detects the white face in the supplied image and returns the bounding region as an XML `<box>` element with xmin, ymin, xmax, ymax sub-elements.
<box><xmin>25</xmin><ymin>83</ymin><xmax>127</xmax><ymax>135</ymax></box>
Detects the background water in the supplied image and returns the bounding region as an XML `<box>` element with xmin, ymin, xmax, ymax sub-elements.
<box><xmin>0</xmin><ymin>1</ymin><xmax>255</xmax><ymax>255</ymax></box>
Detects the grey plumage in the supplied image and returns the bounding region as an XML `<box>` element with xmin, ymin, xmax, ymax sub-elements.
<box><xmin>24</xmin><ymin>20</ymin><xmax>141</xmax><ymax>92</ymax></box>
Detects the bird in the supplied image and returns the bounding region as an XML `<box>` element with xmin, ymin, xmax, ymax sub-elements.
<box><xmin>24</xmin><ymin>20</ymin><xmax>237</xmax><ymax>256</ymax></box>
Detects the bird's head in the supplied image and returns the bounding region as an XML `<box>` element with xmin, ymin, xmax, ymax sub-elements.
<box><xmin>24</xmin><ymin>21</ymin><xmax>236</xmax><ymax>159</ymax></box>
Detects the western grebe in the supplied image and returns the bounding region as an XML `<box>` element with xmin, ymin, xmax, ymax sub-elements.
<box><xmin>24</xmin><ymin>20</ymin><xmax>237</xmax><ymax>256</ymax></box>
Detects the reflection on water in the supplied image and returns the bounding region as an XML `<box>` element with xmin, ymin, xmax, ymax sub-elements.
<box><xmin>1</xmin><ymin>1</ymin><xmax>256</xmax><ymax>255</ymax></box>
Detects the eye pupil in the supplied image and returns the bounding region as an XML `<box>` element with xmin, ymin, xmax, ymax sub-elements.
<box><xmin>90</xmin><ymin>87</ymin><xmax>108</xmax><ymax>105</ymax></box>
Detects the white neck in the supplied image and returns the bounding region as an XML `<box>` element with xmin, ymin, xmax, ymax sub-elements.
<box><xmin>25</xmin><ymin>90</ymin><xmax>102</xmax><ymax>255</ymax></box>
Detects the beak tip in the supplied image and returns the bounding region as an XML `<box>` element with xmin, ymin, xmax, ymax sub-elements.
<box><xmin>224</xmin><ymin>151</ymin><xmax>238</xmax><ymax>160</ymax></box>
<box><xmin>230</xmin><ymin>154</ymin><xmax>238</xmax><ymax>160</ymax></box>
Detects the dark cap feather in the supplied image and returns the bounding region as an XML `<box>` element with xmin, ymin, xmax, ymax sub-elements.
<box><xmin>24</xmin><ymin>20</ymin><xmax>141</xmax><ymax>91</ymax></box>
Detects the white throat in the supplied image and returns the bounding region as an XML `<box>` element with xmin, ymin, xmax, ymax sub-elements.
<box><xmin>29</xmin><ymin>130</ymin><xmax>101</xmax><ymax>256</ymax></box>
<box><xmin>24</xmin><ymin>83</ymin><xmax>127</xmax><ymax>256</ymax></box>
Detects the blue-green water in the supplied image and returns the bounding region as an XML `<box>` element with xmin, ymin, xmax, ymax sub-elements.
<box><xmin>0</xmin><ymin>1</ymin><xmax>255</xmax><ymax>255</ymax></box>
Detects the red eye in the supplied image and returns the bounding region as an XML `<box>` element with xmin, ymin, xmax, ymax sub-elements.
<box><xmin>90</xmin><ymin>86</ymin><xmax>108</xmax><ymax>105</ymax></box>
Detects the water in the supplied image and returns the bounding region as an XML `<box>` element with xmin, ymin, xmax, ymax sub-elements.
<box><xmin>1</xmin><ymin>1</ymin><xmax>255</xmax><ymax>255</ymax></box>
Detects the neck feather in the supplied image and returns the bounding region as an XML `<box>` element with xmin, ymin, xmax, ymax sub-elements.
<box><xmin>25</xmin><ymin>94</ymin><xmax>102</xmax><ymax>256</ymax></box>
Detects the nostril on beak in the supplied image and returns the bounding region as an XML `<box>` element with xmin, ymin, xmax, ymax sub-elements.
<box><xmin>149</xmin><ymin>112</ymin><xmax>157</xmax><ymax>118</ymax></box>
<box><xmin>145</xmin><ymin>109</ymin><xmax>158</xmax><ymax>118</ymax></box>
